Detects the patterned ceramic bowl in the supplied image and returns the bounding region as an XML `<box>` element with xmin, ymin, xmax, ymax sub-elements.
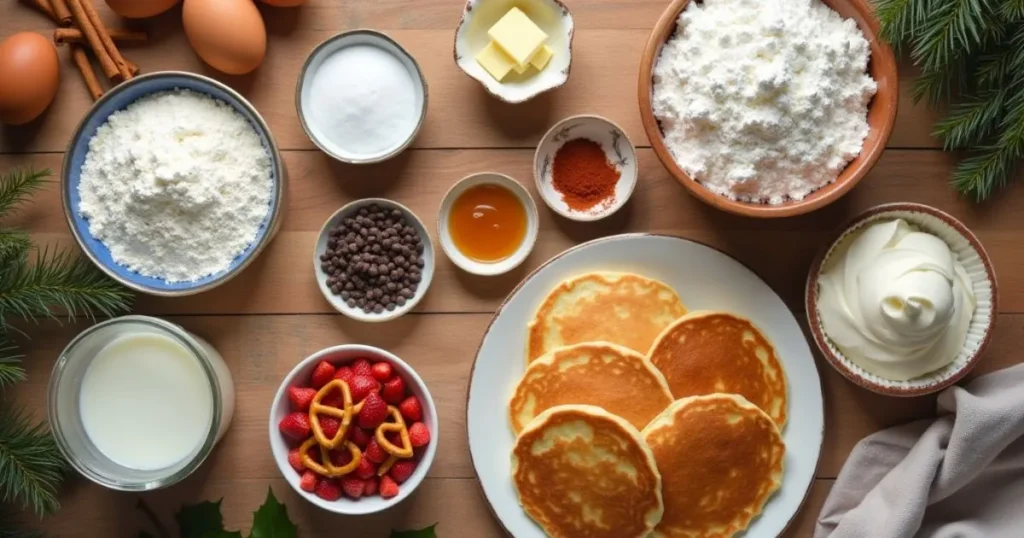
<box><xmin>806</xmin><ymin>203</ymin><xmax>998</xmax><ymax>396</ymax></box>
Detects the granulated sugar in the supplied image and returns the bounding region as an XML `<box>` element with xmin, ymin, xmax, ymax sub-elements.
<box><xmin>78</xmin><ymin>89</ymin><xmax>272</xmax><ymax>282</ymax></box>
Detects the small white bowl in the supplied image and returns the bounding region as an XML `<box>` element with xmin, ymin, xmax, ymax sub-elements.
<box><xmin>454</xmin><ymin>0</ymin><xmax>574</xmax><ymax>104</ymax></box>
<box><xmin>534</xmin><ymin>115</ymin><xmax>638</xmax><ymax>221</ymax></box>
<box><xmin>437</xmin><ymin>173</ymin><xmax>539</xmax><ymax>276</ymax></box>
<box><xmin>268</xmin><ymin>345</ymin><xmax>439</xmax><ymax>515</ymax></box>
<box><xmin>806</xmin><ymin>203</ymin><xmax>998</xmax><ymax>396</ymax></box>
<box><xmin>314</xmin><ymin>199</ymin><xmax>435</xmax><ymax>322</ymax></box>
<box><xmin>296</xmin><ymin>29</ymin><xmax>428</xmax><ymax>164</ymax></box>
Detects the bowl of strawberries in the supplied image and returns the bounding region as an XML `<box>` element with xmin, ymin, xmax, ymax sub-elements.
<box><xmin>269</xmin><ymin>344</ymin><xmax>437</xmax><ymax>514</ymax></box>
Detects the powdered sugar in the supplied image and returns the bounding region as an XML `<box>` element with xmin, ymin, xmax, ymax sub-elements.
<box><xmin>78</xmin><ymin>89</ymin><xmax>273</xmax><ymax>282</ymax></box>
<box><xmin>652</xmin><ymin>0</ymin><xmax>877</xmax><ymax>204</ymax></box>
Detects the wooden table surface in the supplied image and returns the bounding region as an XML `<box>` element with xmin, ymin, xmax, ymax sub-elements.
<box><xmin>2</xmin><ymin>1</ymin><xmax>1022</xmax><ymax>536</ymax></box>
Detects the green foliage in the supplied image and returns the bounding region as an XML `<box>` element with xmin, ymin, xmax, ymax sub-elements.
<box><xmin>0</xmin><ymin>169</ymin><xmax>46</xmax><ymax>218</ymax></box>
<box><xmin>391</xmin><ymin>524</ymin><xmax>438</xmax><ymax>538</ymax></box>
<box><xmin>175</xmin><ymin>499</ymin><xmax>240</xmax><ymax>538</ymax></box>
<box><xmin>247</xmin><ymin>489</ymin><xmax>296</xmax><ymax>538</ymax></box>
<box><xmin>875</xmin><ymin>0</ymin><xmax>1024</xmax><ymax>200</ymax></box>
<box><xmin>0</xmin><ymin>407</ymin><xmax>64</xmax><ymax>517</ymax></box>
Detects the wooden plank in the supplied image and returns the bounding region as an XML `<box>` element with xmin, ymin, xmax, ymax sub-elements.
<box><xmin>0</xmin><ymin>2</ymin><xmax>940</xmax><ymax>153</ymax></box>
<box><xmin>3</xmin><ymin>149</ymin><xmax>1021</xmax><ymax>315</ymax></box>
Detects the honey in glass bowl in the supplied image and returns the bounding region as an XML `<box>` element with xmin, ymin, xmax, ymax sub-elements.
<box><xmin>448</xmin><ymin>184</ymin><xmax>526</xmax><ymax>263</ymax></box>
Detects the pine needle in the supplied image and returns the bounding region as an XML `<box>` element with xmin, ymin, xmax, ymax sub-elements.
<box><xmin>934</xmin><ymin>89</ymin><xmax>1007</xmax><ymax>148</ymax></box>
<box><xmin>0</xmin><ymin>231</ymin><xmax>32</xmax><ymax>269</ymax></box>
<box><xmin>1000</xmin><ymin>0</ymin><xmax>1024</xmax><ymax>19</ymax></box>
<box><xmin>0</xmin><ymin>335</ymin><xmax>25</xmax><ymax>389</ymax></box>
<box><xmin>0</xmin><ymin>170</ymin><xmax>48</xmax><ymax>218</ymax></box>
<box><xmin>0</xmin><ymin>406</ymin><xmax>64</xmax><ymax>517</ymax></box>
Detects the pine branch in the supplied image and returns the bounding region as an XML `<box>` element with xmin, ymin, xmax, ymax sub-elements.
<box><xmin>912</xmin><ymin>0</ymin><xmax>995</xmax><ymax>73</ymax></box>
<box><xmin>0</xmin><ymin>406</ymin><xmax>64</xmax><ymax>517</ymax></box>
<box><xmin>874</xmin><ymin>0</ymin><xmax>923</xmax><ymax>53</ymax></box>
<box><xmin>0</xmin><ymin>170</ymin><xmax>48</xmax><ymax>219</ymax></box>
<box><xmin>0</xmin><ymin>247</ymin><xmax>133</xmax><ymax>326</ymax></box>
<box><xmin>934</xmin><ymin>89</ymin><xmax>1008</xmax><ymax>148</ymax></box>
<box><xmin>0</xmin><ymin>335</ymin><xmax>25</xmax><ymax>389</ymax></box>
<box><xmin>0</xmin><ymin>232</ymin><xmax>31</xmax><ymax>270</ymax></box>
<box><xmin>1000</xmin><ymin>0</ymin><xmax>1024</xmax><ymax>19</ymax></box>
<box><xmin>953</xmin><ymin>93</ymin><xmax>1024</xmax><ymax>198</ymax></box>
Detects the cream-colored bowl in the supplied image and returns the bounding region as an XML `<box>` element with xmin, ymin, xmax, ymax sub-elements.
<box><xmin>454</xmin><ymin>0</ymin><xmax>574</xmax><ymax>104</ymax></box>
<box><xmin>806</xmin><ymin>203</ymin><xmax>997</xmax><ymax>396</ymax></box>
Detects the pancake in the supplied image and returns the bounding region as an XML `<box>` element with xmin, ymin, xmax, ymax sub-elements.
<box><xmin>527</xmin><ymin>272</ymin><xmax>687</xmax><ymax>362</ymax></box>
<box><xmin>512</xmin><ymin>404</ymin><xmax>664</xmax><ymax>538</ymax></box>
<box><xmin>648</xmin><ymin>311</ymin><xmax>788</xmax><ymax>426</ymax></box>
<box><xmin>509</xmin><ymin>342</ymin><xmax>674</xmax><ymax>434</ymax></box>
<box><xmin>642</xmin><ymin>394</ymin><xmax>785</xmax><ymax>538</ymax></box>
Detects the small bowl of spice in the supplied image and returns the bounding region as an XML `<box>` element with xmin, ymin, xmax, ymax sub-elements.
<box><xmin>534</xmin><ymin>115</ymin><xmax>637</xmax><ymax>221</ymax></box>
<box><xmin>314</xmin><ymin>199</ymin><xmax>435</xmax><ymax>322</ymax></box>
<box><xmin>438</xmin><ymin>173</ymin><xmax>539</xmax><ymax>276</ymax></box>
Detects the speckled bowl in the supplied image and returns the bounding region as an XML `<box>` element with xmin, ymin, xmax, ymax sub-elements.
<box><xmin>454</xmin><ymin>0</ymin><xmax>574</xmax><ymax>104</ymax></box>
<box><xmin>806</xmin><ymin>203</ymin><xmax>997</xmax><ymax>396</ymax></box>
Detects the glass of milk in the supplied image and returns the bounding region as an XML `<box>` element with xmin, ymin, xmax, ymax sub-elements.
<box><xmin>48</xmin><ymin>315</ymin><xmax>235</xmax><ymax>491</ymax></box>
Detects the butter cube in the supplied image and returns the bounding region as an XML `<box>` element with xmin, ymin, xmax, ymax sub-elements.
<box><xmin>512</xmin><ymin>62</ymin><xmax>529</xmax><ymax>75</ymax></box>
<box><xmin>476</xmin><ymin>41</ymin><xmax>517</xmax><ymax>81</ymax></box>
<box><xmin>529</xmin><ymin>45</ymin><xmax>554</xmax><ymax>71</ymax></box>
<box><xmin>488</xmin><ymin>7</ymin><xmax>548</xmax><ymax>67</ymax></box>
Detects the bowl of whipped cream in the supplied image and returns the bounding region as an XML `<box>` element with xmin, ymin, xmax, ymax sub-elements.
<box><xmin>805</xmin><ymin>203</ymin><xmax>998</xmax><ymax>396</ymax></box>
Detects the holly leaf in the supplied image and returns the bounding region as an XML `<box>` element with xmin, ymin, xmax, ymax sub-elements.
<box><xmin>247</xmin><ymin>488</ymin><xmax>297</xmax><ymax>538</ymax></box>
<box><xmin>176</xmin><ymin>499</ymin><xmax>230</xmax><ymax>538</ymax></box>
<box><xmin>390</xmin><ymin>524</ymin><xmax>438</xmax><ymax>538</ymax></box>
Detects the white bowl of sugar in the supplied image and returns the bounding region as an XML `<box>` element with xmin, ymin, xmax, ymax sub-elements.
<box><xmin>296</xmin><ymin>30</ymin><xmax>429</xmax><ymax>164</ymax></box>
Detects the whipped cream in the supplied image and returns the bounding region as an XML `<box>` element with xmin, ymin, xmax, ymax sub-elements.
<box><xmin>817</xmin><ymin>219</ymin><xmax>976</xmax><ymax>381</ymax></box>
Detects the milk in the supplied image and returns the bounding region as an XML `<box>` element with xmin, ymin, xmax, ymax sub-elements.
<box><xmin>79</xmin><ymin>332</ymin><xmax>214</xmax><ymax>471</ymax></box>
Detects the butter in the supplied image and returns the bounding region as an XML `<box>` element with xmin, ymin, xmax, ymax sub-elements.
<box><xmin>529</xmin><ymin>45</ymin><xmax>553</xmax><ymax>71</ymax></box>
<box><xmin>476</xmin><ymin>41</ymin><xmax>517</xmax><ymax>82</ymax></box>
<box><xmin>512</xmin><ymin>62</ymin><xmax>529</xmax><ymax>75</ymax></box>
<box><xmin>488</xmin><ymin>7</ymin><xmax>548</xmax><ymax>67</ymax></box>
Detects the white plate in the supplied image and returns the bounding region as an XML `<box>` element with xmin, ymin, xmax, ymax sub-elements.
<box><xmin>467</xmin><ymin>234</ymin><xmax>823</xmax><ymax>537</ymax></box>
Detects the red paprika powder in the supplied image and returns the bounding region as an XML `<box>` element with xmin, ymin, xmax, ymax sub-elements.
<box><xmin>551</xmin><ymin>138</ymin><xmax>620</xmax><ymax>212</ymax></box>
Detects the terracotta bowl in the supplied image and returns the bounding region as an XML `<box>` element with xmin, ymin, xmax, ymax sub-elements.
<box><xmin>637</xmin><ymin>0</ymin><xmax>898</xmax><ymax>218</ymax></box>
<box><xmin>805</xmin><ymin>203</ymin><xmax>998</xmax><ymax>396</ymax></box>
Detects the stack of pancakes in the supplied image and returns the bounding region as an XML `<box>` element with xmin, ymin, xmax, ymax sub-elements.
<box><xmin>509</xmin><ymin>271</ymin><xmax>788</xmax><ymax>538</ymax></box>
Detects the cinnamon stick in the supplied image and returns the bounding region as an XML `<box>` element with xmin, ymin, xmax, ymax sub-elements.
<box><xmin>79</xmin><ymin>0</ymin><xmax>132</xmax><ymax>82</ymax></box>
<box><xmin>125</xmin><ymin>58</ymin><xmax>140</xmax><ymax>76</ymax></box>
<box><xmin>54</xmin><ymin>28</ymin><xmax>148</xmax><ymax>46</ymax></box>
<box><xmin>21</xmin><ymin>0</ymin><xmax>57</xmax><ymax>23</ymax></box>
<box><xmin>51</xmin><ymin>0</ymin><xmax>72</xmax><ymax>27</ymax></box>
<box><xmin>71</xmin><ymin>45</ymin><xmax>104</xmax><ymax>101</ymax></box>
<box><xmin>66</xmin><ymin>0</ymin><xmax>120</xmax><ymax>81</ymax></box>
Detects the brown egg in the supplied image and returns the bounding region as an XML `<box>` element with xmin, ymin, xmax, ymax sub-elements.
<box><xmin>258</xmin><ymin>0</ymin><xmax>307</xmax><ymax>5</ymax></box>
<box><xmin>105</xmin><ymin>0</ymin><xmax>180</xmax><ymax>18</ymax></box>
<box><xmin>0</xmin><ymin>32</ymin><xmax>60</xmax><ymax>126</ymax></box>
<box><xmin>183</xmin><ymin>0</ymin><xmax>267</xmax><ymax>75</ymax></box>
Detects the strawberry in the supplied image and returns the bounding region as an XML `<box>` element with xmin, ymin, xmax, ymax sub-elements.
<box><xmin>287</xmin><ymin>447</ymin><xmax>305</xmax><ymax>473</ymax></box>
<box><xmin>364</xmin><ymin>438</ymin><xmax>387</xmax><ymax>464</ymax></box>
<box><xmin>355</xmin><ymin>456</ymin><xmax>377</xmax><ymax>479</ymax></box>
<box><xmin>349</xmin><ymin>375</ymin><xmax>379</xmax><ymax>403</ymax></box>
<box><xmin>319</xmin><ymin>416</ymin><xmax>341</xmax><ymax>440</ymax></box>
<box><xmin>350</xmin><ymin>427</ymin><xmax>372</xmax><ymax>449</ymax></box>
<box><xmin>408</xmin><ymin>422</ymin><xmax>431</xmax><ymax>448</ymax></box>
<box><xmin>370</xmin><ymin>361</ymin><xmax>393</xmax><ymax>381</ymax></box>
<box><xmin>287</xmin><ymin>386</ymin><xmax>317</xmax><ymax>411</ymax></box>
<box><xmin>329</xmin><ymin>447</ymin><xmax>354</xmax><ymax>467</ymax></box>
<box><xmin>381</xmin><ymin>376</ymin><xmax>405</xmax><ymax>404</ymax></box>
<box><xmin>333</xmin><ymin>366</ymin><xmax>355</xmax><ymax>385</ymax></box>
<box><xmin>314</xmin><ymin>478</ymin><xmax>343</xmax><ymax>501</ymax></box>
<box><xmin>341</xmin><ymin>476</ymin><xmax>365</xmax><ymax>499</ymax></box>
<box><xmin>310</xmin><ymin>360</ymin><xmax>336</xmax><ymax>389</ymax></box>
<box><xmin>321</xmin><ymin>391</ymin><xmax>343</xmax><ymax>409</ymax></box>
<box><xmin>278</xmin><ymin>412</ymin><xmax>311</xmax><ymax>440</ymax></box>
<box><xmin>399</xmin><ymin>396</ymin><xmax>423</xmax><ymax>423</ymax></box>
<box><xmin>363</xmin><ymin>476</ymin><xmax>379</xmax><ymax>496</ymax></box>
<box><xmin>299</xmin><ymin>470</ymin><xmax>317</xmax><ymax>492</ymax></box>
<box><xmin>389</xmin><ymin>460</ymin><xmax>416</xmax><ymax>484</ymax></box>
<box><xmin>379</xmin><ymin>475</ymin><xmax>399</xmax><ymax>499</ymax></box>
<box><xmin>351</xmin><ymin>358</ymin><xmax>373</xmax><ymax>377</ymax></box>
<box><xmin>358</xmin><ymin>392</ymin><xmax>388</xmax><ymax>429</ymax></box>
<box><xmin>413</xmin><ymin>445</ymin><xmax>427</xmax><ymax>461</ymax></box>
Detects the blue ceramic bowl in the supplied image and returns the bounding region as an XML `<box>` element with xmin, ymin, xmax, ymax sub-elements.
<box><xmin>62</xmin><ymin>72</ymin><xmax>286</xmax><ymax>296</ymax></box>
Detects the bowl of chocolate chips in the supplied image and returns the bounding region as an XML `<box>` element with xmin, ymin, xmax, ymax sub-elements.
<box><xmin>314</xmin><ymin>199</ymin><xmax>435</xmax><ymax>322</ymax></box>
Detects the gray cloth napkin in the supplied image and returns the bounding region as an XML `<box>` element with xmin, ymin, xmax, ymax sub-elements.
<box><xmin>815</xmin><ymin>363</ymin><xmax>1024</xmax><ymax>538</ymax></box>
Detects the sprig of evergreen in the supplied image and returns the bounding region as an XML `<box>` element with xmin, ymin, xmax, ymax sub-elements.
<box><xmin>875</xmin><ymin>0</ymin><xmax>1024</xmax><ymax>200</ymax></box>
<box><xmin>0</xmin><ymin>406</ymin><xmax>64</xmax><ymax>517</ymax></box>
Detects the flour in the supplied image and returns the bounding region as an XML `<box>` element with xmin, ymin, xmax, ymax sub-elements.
<box><xmin>78</xmin><ymin>89</ymin><xmax>273</xmax><ymax>283</ymax></box>
<box><xmin>652</xmin><ymin>0</ymin><xmax>877</xmax><ymax>204</ymax></box>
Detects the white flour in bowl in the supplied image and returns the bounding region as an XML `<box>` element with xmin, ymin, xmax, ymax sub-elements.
<box><xmin>78</xmin><ymin>89</ymin><xmax>273</xmax><ymax>283</ymax></box>
<box><xmin>652</xmin><ymin>0</ymin><xmax>877</xmax><ymax>204</ymax></box>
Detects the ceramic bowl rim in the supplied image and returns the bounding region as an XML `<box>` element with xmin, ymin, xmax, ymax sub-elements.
<box><xmin>533</xmin><ymin>114</ymin><xmax>639</xmax><ymax>222</ymax></box>
<box><xmin>452</xmin><ymin>0</ymin><xmax>576</xmax><ymax>104</ymax></box>
<box><xmin>267</xmin><ymin>344</ymin><xmax>439</xmax><ymax>515</ymax></box>
<box><xmin>313</xmin><ymin>198</ymin><xmax>435</xmax><ymax>322</ymax></box>
<box><xmin>804</xmin><ymin>202</ymin><xmax>999</xmax><ymax>396</ymax></box>
<box><xmin>60</xmin><ymin>70</ymin><xmax>286</xmax><ymax>297</ymax></box>
<box><xmin>295</xmin><ymin>29</ymin><xmax>429</xmax><ymax>164</ymax></box>
<box><xmin>436</xmin><ymin>172</ymin><xmax>540</xmax><ymax>276</ymax></box>
<box><xmin>636</xmin><ymin>0</ymin><xmax>898</xmax><ymax>218</ymax></box>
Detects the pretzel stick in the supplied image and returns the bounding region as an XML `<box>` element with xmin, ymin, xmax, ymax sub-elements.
<box><xmin>71</xmin><ymin>45</ymin><xmax>104</xmax><ymax>101</ymax></box>
<box><xmin>21</xmin><ymin>0</ymin><xmax>57</xmax><ymax>22</ymax></box>
<box><xmin>51</xmin><ymin>0</ymin><xmax>72</xmax><ymax>26</ymax></box>
<box><xmin>65</xmin><ymin>0</ymin><xmax>118</xmax><ymax>79</ymax></box>
<box><xmin>79</xmin><ymin>0</ymin><xmax>133</xmax><ymax>82</ymax></box>
<box><xmin>54</xmin><ymin>28</ymin><xmax>148</xmax><ymax>46</ymax></box>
